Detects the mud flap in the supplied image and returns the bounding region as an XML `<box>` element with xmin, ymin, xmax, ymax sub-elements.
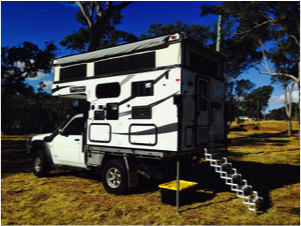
<box><xmin>123</xmin><ymin>156</ymin><xmax>139</xmax><ymax>188</ymax></box>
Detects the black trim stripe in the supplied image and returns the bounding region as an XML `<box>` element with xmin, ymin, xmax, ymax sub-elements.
<box><xmin>154</xmin><ymin>70</ymin><xmax>170</xmax><ymax>84</ymax></box>
<box><xmin>113</xmin><ymin>123</ymin><xmax>177</xmax><ymax>135</ymax></box>
<box><xmin>119</xmin><ymin>96</ymin><xmax>136</xmax><ymax>106</ymax></box>
<box><xmin>149</xmin><ymin>91</ymin><xmax>179</xmax><ymax>107</ymax></box>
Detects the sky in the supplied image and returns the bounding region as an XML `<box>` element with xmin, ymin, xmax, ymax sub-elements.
<box><xmin>1</xmin><ymin>1</ymin><xmax>298</xmax><ymax>112</ymax></box>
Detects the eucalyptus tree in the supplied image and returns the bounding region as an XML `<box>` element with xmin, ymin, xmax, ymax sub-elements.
<box><xmin>233</xmin><ymin>79</ymin><xmax>256</xmax><ymax>117</ymax></box>
<box><xmin>241</xmin><ymin>85</ymin><xmax>274</xmax><ymax>119</ymax></box>
<box><xmin>60</xmin><ymin>1</ymin><xmax>137</xmax><ymax>52</ymax></box>
<box><xmin>200</xmin><ymin>1</ymin><xmax>300</xmax><ymax>135</ymax></box>
<box><xmin>267</xmin><ymin>26</ymin><xmax>299</xmax><ymax>134</ymax></box>
<box><xmin>271</xmin><ymin>75</ymin><xmax>298</xmax><ymax>135</ymax></box>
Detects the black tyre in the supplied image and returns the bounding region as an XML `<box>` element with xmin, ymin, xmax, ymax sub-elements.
<box><xmin>102</xmin><ymin>159</ymin><xmax>128</xmax><ymax>195</ymax></box>
<box><xmin>33</xmin><ymin>150</ymin><xmax>50</xmax><ymax>177</ymax></box>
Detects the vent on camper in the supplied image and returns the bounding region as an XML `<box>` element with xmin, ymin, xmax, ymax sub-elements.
<box><xmin>132</xmin><ymin>106</ymin><xmax>152</xmax><ymax>119</ymax></box>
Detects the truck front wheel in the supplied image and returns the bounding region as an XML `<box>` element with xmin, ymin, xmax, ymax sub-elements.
<box><xmin>33</xmin><ymin>150</ymin><xmax>50</xmax><ymax>177</ymax></box>
<box><xmin>102</xmin><ymin>159</ymin><xmax>128</xmax><ymax>194</ymax></box>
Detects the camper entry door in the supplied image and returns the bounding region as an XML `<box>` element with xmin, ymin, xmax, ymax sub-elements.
<box><xmin>195</xmin><ymin>77</ymin><xmax>209</xmax><ymax>145</ymax></box>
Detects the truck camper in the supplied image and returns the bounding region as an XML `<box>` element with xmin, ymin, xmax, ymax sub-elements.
<box><xmin>27</xmin><ymin>33</ymin><xmax>262</xmax><ymax>213</ymax></box>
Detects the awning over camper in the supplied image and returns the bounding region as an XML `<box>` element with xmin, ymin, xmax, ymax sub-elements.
<box><xmin>54</xmin><ymin>34</ymin><xmax>177</xmax><ymax>66</ymax></box>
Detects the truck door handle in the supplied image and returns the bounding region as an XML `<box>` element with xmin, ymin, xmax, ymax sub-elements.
<box><xmin>75</xmin><ymin>139</ymin><xmax>80</xmax><ymax>141</ymax></box>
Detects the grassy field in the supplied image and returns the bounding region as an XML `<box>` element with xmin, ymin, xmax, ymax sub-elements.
<box><xmin>1</xmin><ymin>121</ymin><xmax>300</xmax><ymax>225</ymax></box>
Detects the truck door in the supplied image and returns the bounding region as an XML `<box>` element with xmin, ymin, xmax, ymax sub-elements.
<box><xmin>195</xmin><ymin>77</ymin><xmax>209</xmax><ymax>145</ymax></box>
<box><xmin>51</xmin><ymin>116</ymin><xmax>86</xmax><ymax>167</ymax></box>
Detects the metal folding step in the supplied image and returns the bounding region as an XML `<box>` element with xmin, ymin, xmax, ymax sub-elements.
<box><xmin>204</xmin><ymin>148</ymin><xmax>263</xmax><ymax>214</ymax></box>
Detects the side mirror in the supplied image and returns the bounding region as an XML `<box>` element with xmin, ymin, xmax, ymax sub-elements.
<box><xmin>58</xmin><ymin>129</ymin><xmax>63</xmax><ymax>134</ymax></box>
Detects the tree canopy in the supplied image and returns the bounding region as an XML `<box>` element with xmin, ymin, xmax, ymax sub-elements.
<box><xmin>267</xmin><ymin>103</ymin><xmax>299</xmax><ymax>121</ymax></box>
<box><xmin>0</xmin><ymin>41</ymin><xmax>73</xmax><ymax>134</ymax></box>
<box><xmin>1</xmin><ymin>41</ymin><xmax>57</xmax><ymax>103</ymax></box>
<box><xmin>140</xmin><ymin>20</ymin><xmax>213</xmax><ymax>45</ymax></box>
<box><xmin>60</xmin><ymin>1</ymin><xmax>137</xmax><ymax>52</ymax></box>
<box><xmin>240</xmin><ymin>85</ymin><xmax>274</xmax><ymax>118</ymax></box>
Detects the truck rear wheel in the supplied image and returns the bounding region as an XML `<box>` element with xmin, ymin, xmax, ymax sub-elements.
<box><xmin>33</xmin><ymin>150</ymin><xmax>50</xmax><ymax>177</ymax></box>
<box><xmin>102</xmin><ymin>159</ymin><xmax>128</xmax><ymax>195</ymax></box>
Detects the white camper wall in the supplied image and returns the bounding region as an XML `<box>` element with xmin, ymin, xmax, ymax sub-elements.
<box><xmin>156</xmin><ymin>43</ymin><xmax>181</xmax><ymax>68</ymax></box>
<box><xmin>87</xmin><ymin>68</ymin><xmax>181</xmax><ymax>152</ymax></box>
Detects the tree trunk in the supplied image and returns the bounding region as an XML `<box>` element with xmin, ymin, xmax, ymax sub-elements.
<box><xmin>298</xmin><ymin>81</ymin><xmax>301</xmax><ymax>140</ymax></box>
<box><xmin>288</xmin><ymin>1</ymin><xmax>301</xmax><ymax>140</ymax></box>
<box><xmin>88</xmin><ymin>27</ymin><xmax>101</xmax><ymax>52</ymax></box>
<box><xmin>287</xmin><ymin>119</ymin><xmax>292</xmax><ymax>136</ymax></box>
<box><xmin>281</xmin><ymin>80</ymin><xmax>295</xmax><ymax>136</ymax></box>
<box><xmin>87</xmin><ymin>14</ymin><xmax>107</xmax><ymax>52</ymax></box>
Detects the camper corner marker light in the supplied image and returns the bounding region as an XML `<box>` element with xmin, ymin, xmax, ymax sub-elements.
<box><xmin>169</xmin><ymin>34</ymin><xmax>180</xmax><ymax>41</ymax></box>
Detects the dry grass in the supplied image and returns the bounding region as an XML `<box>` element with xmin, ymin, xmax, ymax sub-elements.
<box><xmin>1</xmin><ymin>121</ymin><xmax>300</xmax><ymax>225</ymax></box>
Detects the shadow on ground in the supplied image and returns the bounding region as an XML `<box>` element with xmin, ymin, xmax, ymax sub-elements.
<box><xmin>180</xmin><ymin>160</ymin><xmax>300</xmax><ymax>211</ymax></box>
<box><xmin>228</xmin><ymin>130</ymin><xmax>299</xmax><ymax>147</ymax></box>
<box><xmin>1</xmin><ymin>139</ymin><xmax>31</xmax><ymax>176</ymax></box>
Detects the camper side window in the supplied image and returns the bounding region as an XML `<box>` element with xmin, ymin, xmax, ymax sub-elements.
<box><xmin>96</xmin><ymin>83</ymin><xmax>120</xmax><ymax>98</ymax></box>
<box><xmin>132</xmin><ymin>80</ymin><xmax>154</xmax><ymax>97</ymax></box>
<box><xmin>60</xmin><ymin>64</ymin><xmax>87</xmax><ymax>81</ymax></box>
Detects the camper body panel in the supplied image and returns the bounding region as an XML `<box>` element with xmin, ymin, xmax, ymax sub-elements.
<box><xmin>86</xmin><ymin>68</ymin><xmax>181</xmax><ymax>152</ymax></box>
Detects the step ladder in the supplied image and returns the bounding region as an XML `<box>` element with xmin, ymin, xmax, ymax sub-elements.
<box><xmin>204</xmin><ymin>148</ymin><xmax>263</xmax><ymax>214</ymax></box>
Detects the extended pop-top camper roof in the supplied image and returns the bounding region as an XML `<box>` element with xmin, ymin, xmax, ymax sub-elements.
<box><xmin>54</xmin><ymin>32</ymin><xmax>227</xmax><ymax>66</ymax></box>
